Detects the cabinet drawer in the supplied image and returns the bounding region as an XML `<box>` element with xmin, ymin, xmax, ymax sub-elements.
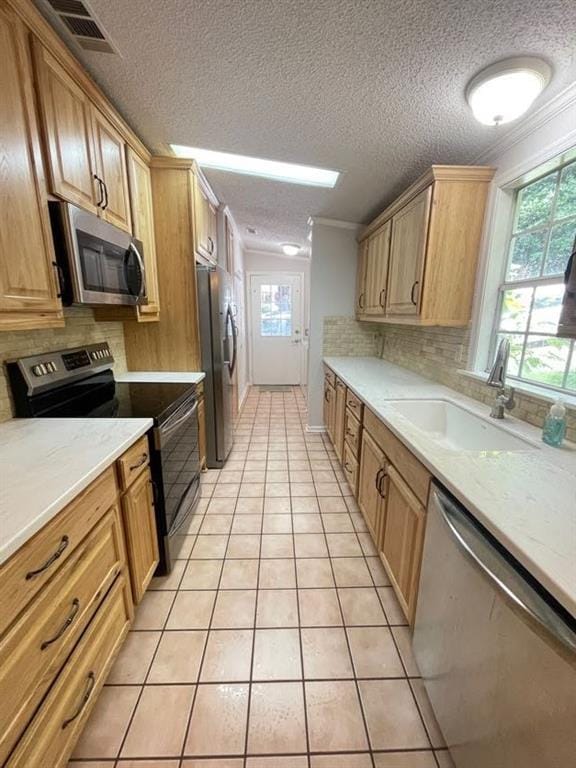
<box><xmin>323</xmin><ymin>366</ymin><xmax>336</xmax><ymax>387</ymax></box>
<box><xmin>0</xmin><ymin>468</ymin><xmax>117</xmax><ymax>637</ymax></box>
<box><xmin>0</xmin><ymin>506</ymin><xmax>127</xmax><ymax>764</ymax></box>
<box><xmin>342</xmin><ymin>442</ymin><xmax>358</xmax><ymax>496</ymax></box>
<box><xmin>344</xmin><ymin>408</ymin><xmax>362</xmax><ymax>458</ymax></box>
<box><xmin>6</xmin><ymin>574</ymin><xmax>132</xmax><ymax>768</ymax></box>
<box><xmin>117</xmin><ymin>435</ymin><xmax>150</xmax><ymax>490</ymax></box>
<box><xmin>364</xmin><ymin>409</ymin><xmax>431</xmax><ymax>506</ymax></box>
<box><xmin>345</xmin><ymin>389</ymin><xmax>363</xmax><ymax>419</ymax></box>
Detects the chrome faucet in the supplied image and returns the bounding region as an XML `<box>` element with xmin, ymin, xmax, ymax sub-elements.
<box><xmin>487</xmin><ymin>338</ymin><xmax>516</xmax><ymax>419</ymax></box>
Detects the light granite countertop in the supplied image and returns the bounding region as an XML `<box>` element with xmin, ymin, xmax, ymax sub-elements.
<box><xmin>324</xmin><ymin>356</ymin><xmax>576</xmax><ymax>617</ymax></box>
<box><xmin>0</xmin><ymin>418</ymin><xmax>153</xmax><ymax>566</ymax></box>
<box><xmin>115</xmin><ymin>371</ymin><xmax>205</xmax><ymax>384</ymax></box>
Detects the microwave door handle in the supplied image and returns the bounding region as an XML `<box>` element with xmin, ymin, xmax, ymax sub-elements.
<box><xmin>129</xmin><ymin>241</ymin><xmax>146</xmax><ymax>299</ymax></box>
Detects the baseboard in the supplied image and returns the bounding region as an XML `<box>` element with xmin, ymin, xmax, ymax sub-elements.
<box><xmin>306</xmin><ymin>425</ymin><xmax>327</xmax><ymax>433</ymax></box>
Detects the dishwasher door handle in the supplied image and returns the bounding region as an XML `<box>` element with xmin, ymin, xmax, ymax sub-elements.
<box><xmin>434</xmin><ymin>488</ymin><xmax>576</xmax><ymax>657</ymax></box>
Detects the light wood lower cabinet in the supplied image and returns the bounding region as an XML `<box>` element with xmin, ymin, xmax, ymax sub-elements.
<box><xmin>323</xmin><ymin>380</ymin><xmax>336</xmax><ymax>442</ymax></box>
<box><xmin>6</xmin><ymin>575</ymin><xmax>132</xmax><ymax>768</ymax></box>
<box><xmin>379</xmin><ymin>465</ymin><xmax>426</xmax><ymax>624</ymax></box>
<box><xmin>0</xmin><ymin>5</ymin><xmax>63</xmax><ymax>331</ymax></box>
<box><xmin>0</xmin><ymin>506</ymin><xmax>125</xmax><ymax>763</ymax></box>
<box><xmin>120</xmin><ymin>467</ymin><xmax>159</xmax><ymax>604</ymax></box>
<box><xmin>357</xmin><ymin>429</ymin><xmax>386</xmax><ymax>544</ymax></box>
<box><xmin>333</xmin><ymin>379</ymin><xmax>347</xmax><ymax>461</ymax></box>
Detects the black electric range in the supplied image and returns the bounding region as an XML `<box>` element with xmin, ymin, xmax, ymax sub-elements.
<box><xmin>6</xmin><ymin>342</ymin><xmax>201</xmax><ymax>575</ymax></box>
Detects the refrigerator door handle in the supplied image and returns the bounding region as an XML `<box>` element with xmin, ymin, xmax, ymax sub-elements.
<box><xmin>226</xmin><ymin>304</ymin><xmax>237</xmax><ymax>376</ymax></box>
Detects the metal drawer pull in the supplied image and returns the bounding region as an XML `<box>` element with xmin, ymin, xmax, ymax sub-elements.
<box><xmin>358</xmin><ymin>292</ymin><xmax>365</xmax><ymax>309</ymax></box>
<box><xmin>129</xmin><ymin>453</ymin><xmax>148</xmax><ymax>470</ymax></box>
<box><xmin>41</xmin><ymin>598</ymin><xmax>80</xmax><ymax>650</ymax></box>
<box><xmin>62</xmin><ymin>671</ymin><xmax>95</xmax><ymax>729</ymax></box>
<box><xmin>410</xmin><ymin>280</ymin><xmax>419</xmax><ymax>306</ymax></box>
<box><xmin>379</xmin><ymin>288</ymin><xmax>386</xmax><ymax>307</ymax></box>
<box><xmin>344</xmin><ymin>461</ymin><xmax>354</xmax><ymax>473</ymax></box>
<box><xmin>25</xmin><ymin>536</ymin><xmax>69</xmax><ymax>580</ymax></box>
<box><xmin>348</xmin><ymin>400</ymin><xmax>357</xmax><ymax>409</ymax></box>
<box><xmin>377</xmin><ymin>467</ymin><xmax>388</xmax><ymax>497</ymax></box>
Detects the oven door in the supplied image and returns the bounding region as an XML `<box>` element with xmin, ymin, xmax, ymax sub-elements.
<box><xmin>156</xmin><ymin>397</ymin><xmax>201</xmax><ymax>536</ymax></box>
<box><xmin>62</xmin><ymin>203</ymin><xmax>146</xmax><ymax>306</ymax></box>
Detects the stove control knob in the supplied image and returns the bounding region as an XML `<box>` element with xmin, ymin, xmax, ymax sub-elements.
<box><xmin>32</xmin><ymin>364</ymin><xmax>43</xmax><ymax>376</ymax></box>
<box><xmin>90</xmin><ymin>351</ymin><xmax>99</xmax><ymax>361</ymax></box>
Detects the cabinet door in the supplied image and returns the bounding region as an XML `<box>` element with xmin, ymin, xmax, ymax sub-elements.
<box><xmin>386</xmin><ymin>186</ymin><xmax>432</xmax><ymax>316</ymax></box>
<box><xmin>33</xmin><ymin>42</ymin><xmax>98</xmax><ymax>213</ymax></box>
<box><xmin>333</xmin><ymin>379</ymin><xmax>347</xmax><ymax>461</ymax></box>
<box><xmin>121</xmin><ymin>468</ymin><xmax>159</xmax><ymax>604</ymax></box>
<box><xmin>355</xmin><ymin>239</ymin><xmax>368</xmax><ymax>315</ymax></box>
<box><xmin>358</xmin><ymin>430</ymin><xmax>386</xmax><ymax>543</ymax></box>
<box><xmin>194</xmin><ymin>174</ymin><xmax>216</xmax><ymax>261</ymax></box>
<box><xmin>364</xmin><ymin>220</ymin><xmax>391</xmax><ymax>316</ymax></box>
<box><xmin>0</xmin><ymin>8</ymin><xmax>63</xmax><ymax>329</ymax></box>
<box><xmin>323</xmin><ymin>382</ymin><xmax>336</xmax><ymax>443</ymax></box>
<box><xmin>127</xmin><ymin>148</ymin><xmax>160</xmax><ymax>319</ymax></box>
<box><xmin>379</xmin><ymin>464</ymin><xmax>425</xmax><ymax>623</ymax></box>
<box><xmin>92</xmin><ymin>107</ymin><xmax>131</xmax><ymax>232</ymax></box>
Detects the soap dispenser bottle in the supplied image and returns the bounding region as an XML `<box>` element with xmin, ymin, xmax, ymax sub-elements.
<box><xmin>542</xmin><ymin>398</ymin><xmax>567</xmax><ymax>447</ymax></box>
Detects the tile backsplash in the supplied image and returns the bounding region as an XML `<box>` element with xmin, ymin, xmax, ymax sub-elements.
<box><xmin>322</xmin><ymin>316</ymin><xmax>575</xmax><ymax>442</ymax></box>
<box><xmin>0</xmin><ymin>308</ymin><xmax>127</xmax><ymax>422</ymax></box>
<box><xmin>322</xmin><ymin>316</ymin><xmax>380</xmax><ymax>356</ymax></box>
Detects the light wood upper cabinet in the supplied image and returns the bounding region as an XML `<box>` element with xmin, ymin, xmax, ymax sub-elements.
<box><xmin>364</xmin><ymin>220</ymin><xmax>392</xmax><ymax>316</ymax></box>
<box><xmin>33</xmin><ymin>42</ymin><xmax>98</xmax><ymax>213</ymax></box>
<box><xmin>386</xmin><ymin>187</ymin><xmax>431</xmax><ymax>316</ymax></box>
<box><xmin>357</xmin><ymin>429</ymin><xmax>386</xmax><ymax>544</ymax></box>
<box><xmin>121</xmin><ymin>467</ymin><xmax>158</xmax><ymax>604</ymax></box>
<box><xmin>34</xmin><ymin>42</ymin><xmax>132</xmax><ymax>233</ymax></box>
<box><xmin>357</xmin><ymin>165</ymin><xmax>495</xmax><ymax>327</ymax></box>
<box><xmin>355</xmin><ymin>239</ymin><xmax>368</xmax><ymax>316</ymax></box>
<box><xmin>0</xmin><ymin>5</ymin><xmax>63</xmax><ymax>331</ymax></box>
<box><xmin>194</xmin><ymin>172</ymin><xmax>217</xmax><ymax>263</ymax></box>
<box><xmin>91</xmin><ymin>107</ymin><xmax>131</xmax><ymax>232</ymax></box>
<box><xmin>379</xmin><ymin>465</ymin><xmax>426</xmax><ymax>623</ymax></box>
<box><xmin>126</xmin><ymin>148</ymin><xmax>160</xmax><ymax>319</ymax></box>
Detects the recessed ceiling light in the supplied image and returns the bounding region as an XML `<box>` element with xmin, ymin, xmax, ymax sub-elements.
<box><xmin>170</xmin><ymin>145</ymin><xmax>339</xmax><ymax>188</ymax></box>
<box><xmin>282</xmin><ymin>243</ymin><xmax>301</xmax><ymax>256</ymax></box>
<box><xmin>466</xmin><ymin>57</ymin><xmax>551</xmax><ymax>126</ymax></box>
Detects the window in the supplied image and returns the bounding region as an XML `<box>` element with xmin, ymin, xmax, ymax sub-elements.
<box><xmin>260</xmin><ymin>284</ymin><xmax>292</xmax><ymax>337</ymax></box>
<box><xmin>492</xmin><ymin>158</ymin><xmax>576</xmax><ymax>393</ymax></box>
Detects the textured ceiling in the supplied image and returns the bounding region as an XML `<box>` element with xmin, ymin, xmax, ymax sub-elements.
<box><xmin>36</xmin><ymin>0</ymin><xmax>576</xmax><ymax>254</ymax></box>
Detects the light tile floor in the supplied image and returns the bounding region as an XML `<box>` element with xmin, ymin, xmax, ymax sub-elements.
<box><xmin>69</xmin><ymin>387</ymin><xmax>454</xmax><ymax>768</ymax></box>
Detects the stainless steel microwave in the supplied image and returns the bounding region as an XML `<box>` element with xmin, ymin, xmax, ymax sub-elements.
<box><xmin>50</xmin><ymin>202</ymin><xmax>147</xmax><ymax>307</ymax></box>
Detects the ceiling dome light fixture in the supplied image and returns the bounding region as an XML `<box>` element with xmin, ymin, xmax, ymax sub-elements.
<box><xmin>282</xmin><ymin>243</ymin><xmax>301</xmax><ymax>257</ymax></box>
<box><xmin>466</xmin><ymin>57</ymin><xmax>552</xmax><ymax>126</ymax></box>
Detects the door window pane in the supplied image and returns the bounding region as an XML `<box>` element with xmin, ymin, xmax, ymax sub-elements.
<box><xmin>260</xmin><ymin>284</ymin><xmax>292</xmax><ymax>337</ymax></box>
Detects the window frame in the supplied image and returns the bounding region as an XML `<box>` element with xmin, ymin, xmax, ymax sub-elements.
<box><xmin>487</xmin><ymin>156</ymin><xmax>575</xmax><ymax>395</ymax></box>
<box><xmin>470</xmin><ymin>142</ymin><xmax>576</xmax><ymax>401</ymax></box>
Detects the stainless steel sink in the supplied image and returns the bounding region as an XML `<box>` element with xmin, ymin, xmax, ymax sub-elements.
<box><xmin>387</xmin><ymin>400</ymin><xmax>539</xmax><ymax>452</ymax></box>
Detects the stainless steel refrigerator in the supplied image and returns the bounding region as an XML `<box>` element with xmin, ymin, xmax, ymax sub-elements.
<box><xmin>196</xmin><ymin>264</ymin><xmax>237</xmax><ymax>467</ymax></box>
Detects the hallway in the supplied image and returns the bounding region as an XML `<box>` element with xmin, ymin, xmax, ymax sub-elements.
<box><xmin>69</xmin><ymin>387</ymin><xmax>452</xmax><ymax>768</ymax></box>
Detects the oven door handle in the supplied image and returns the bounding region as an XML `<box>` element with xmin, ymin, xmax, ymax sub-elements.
<box><xmin>129</xmin><ymin>241</ymin><xmax>146</xmax><ymax>300</ymax></box>
<box><xmin>159</xmin><ymin>400</ymin><xmax>198</xmax><ymax>444</ymax></box>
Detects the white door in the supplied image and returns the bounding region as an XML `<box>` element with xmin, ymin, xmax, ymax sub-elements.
<box><xmin>249</xmin><ymin>273</ymin><xmax>303</xmax><ymax>384</ymax></box>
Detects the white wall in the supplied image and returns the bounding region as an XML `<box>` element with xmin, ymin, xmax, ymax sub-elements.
<box><xmin>244</xmin><ymin>249</ymin><xmax>311</xmax><ymax>385</ymax></box>
<box><xmin>307</xmin><ymin>220</ymin><xmax>360</xmax><ymax>428</ymax></box>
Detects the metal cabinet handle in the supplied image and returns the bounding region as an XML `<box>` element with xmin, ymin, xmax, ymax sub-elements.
<box><xmin>41</xmin><ymin>598</ymin><xmax>80</xmax><ymax>650</ymax></box>
<box><xmin>410</xmin><ymin>280</ymin><xmax>419</xmax><ymax>306</ymax></box>
<box><xmin>62</xmin><ymin>672</ymin><xmax>95</xmax><ymax>729</ymax></box>
<box><xmin>358</xmin><ymin>292</ymin><xmax>365</xmax><ymax>309</ymax></box>
<box><xmin>101</xmin><ymin>180</ymin><xmax>109</xmax><ymax>211</ymax></box>
<box><xmin>375</xmin><ymin>467</ymin><xmax>387</xmax><ymax>498</ymax></box>
<box><xmin>208</xmin><ymin>236</ymin><xmax>215</xmax><ymax>254</ymax></box>
<box><xmin>347</xmin><ymin>399</ymin><xmax>357</xmax><ymax>409</ymax></box>
<box><xmin>379</xmin><ymin>288</ymin><xmax>386</xmax><ymax>308</ymax></box>
<box><xmin>324</xmin><ymin>389</ymin><xmax>330</xmax><ymax>402</ymax></box>
<box><xmin>52</xmin><ymin>261</ymin><xmax>65</xmax><ymax>299</ymax></box>
<box><xmin>93</xmin><ymin>175</ymin><xmax>104</xmax><ymax>207</ymax></box>
<box><xmin>344</xmin><ymin>461</ymin><xmax>354</xmax><ymax>474</ymax></box>
<box><xmin>129</xmin><ymin>453</ymin><xmax>148</xmax><ymax>470</ymax></box>
<box><xmin>26</xmin><ymin>536</ymin><xmax>69</xmax><ymax>580</ymax></box>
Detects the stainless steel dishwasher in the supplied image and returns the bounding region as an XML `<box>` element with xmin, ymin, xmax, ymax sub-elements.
<box><xmin>413</xmin><ymin>482</ymin><xmax>576</xmax><ymax>768</ymax></box>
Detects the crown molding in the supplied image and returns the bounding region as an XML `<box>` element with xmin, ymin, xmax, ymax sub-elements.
<box><xmin>308</xmin><ymin>216</ymin><xmax>360</xmax><ymax>230</ymax></box>
<box><xmin>472</xmin><ymin>81</ymin><xmax>576</xmax><ymax>164</ymax></box>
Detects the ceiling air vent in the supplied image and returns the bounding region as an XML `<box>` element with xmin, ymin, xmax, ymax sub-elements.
<box><xmin>45</xmin><ymin>0</ymin><xmax>119</xmax><ymax>54</ymax></box>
